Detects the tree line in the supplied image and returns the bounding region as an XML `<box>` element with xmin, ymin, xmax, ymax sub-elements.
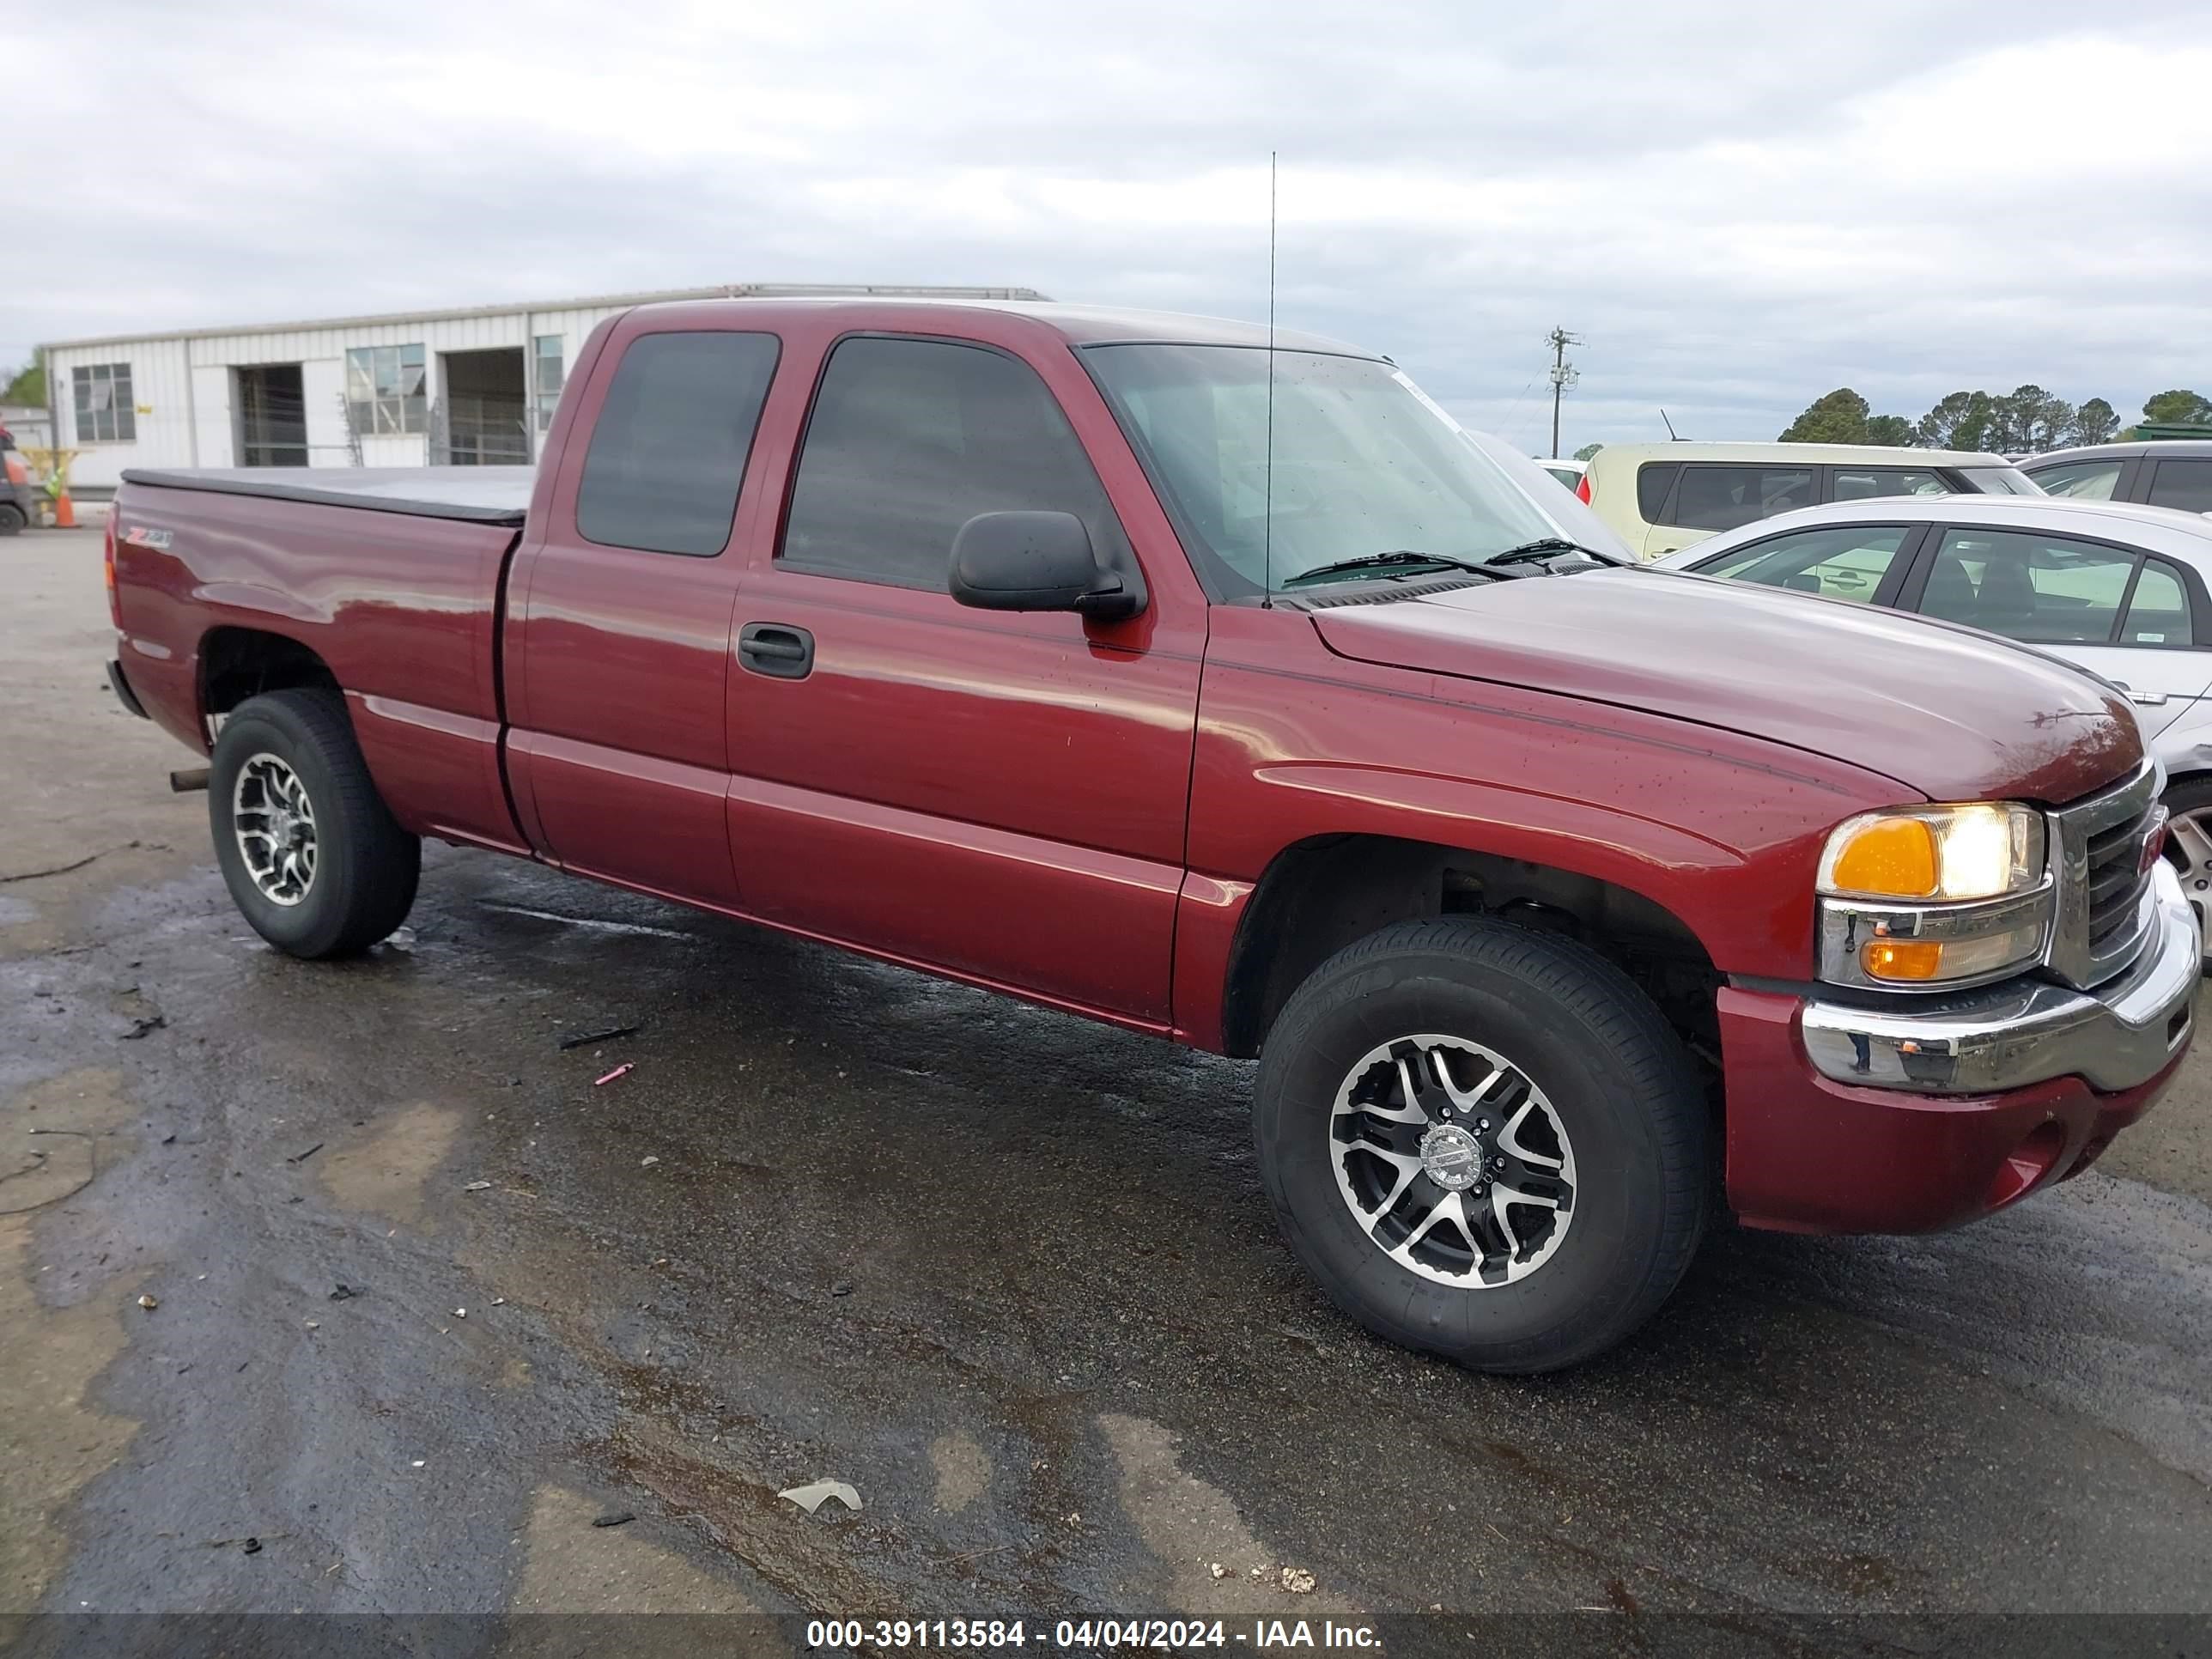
<box><xmin>1777</xmin><ymin>386</ymin><xmax>2212</xmax><ymax>453</ymax></box>
<box><xmin>1</xmin><ymin>361</ymin><xmax>45</xmax><ymax>406</ymax></box>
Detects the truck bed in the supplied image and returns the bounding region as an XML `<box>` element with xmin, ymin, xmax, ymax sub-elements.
<box><xmin>118</xmin><ymin>466</ymin><xmax>532</xmax><ymax>526</ymax></box>
<box><xmin>112</xmin><ymin>466</ymin><xmax>528</xmax><ymax>854</ymax></box>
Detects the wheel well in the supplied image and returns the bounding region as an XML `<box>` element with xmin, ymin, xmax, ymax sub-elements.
<box><xmin>1220</xmin><ymin>834</ymin><xmax>1722</xmax><ymax>1066</ymax></box>
<box><xmin>2161</xmin><ymin>768</ymin><xmax>2212</xmax><ymax>798</ymax></box>
<box><xmin>199</xmin><ymin>627</ymin><xmax>340</xmax><ymax>730</ymax></box>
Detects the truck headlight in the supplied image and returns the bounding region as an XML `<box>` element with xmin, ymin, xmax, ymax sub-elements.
<box><xmin>1816</xmin><ymin>804</ymin><xmax>2052</xmax><ymax>988</ymax></box>
<box><xmin>1819</xmin><ymin>803</ymin><xmax>2045</xmax><ymax>902</ymax></box>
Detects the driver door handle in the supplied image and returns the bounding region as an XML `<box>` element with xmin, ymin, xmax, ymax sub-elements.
<box><xmin>738</xmin><ymin>622</ymin><xmax>814</xmax><ymax>680</ymax></box>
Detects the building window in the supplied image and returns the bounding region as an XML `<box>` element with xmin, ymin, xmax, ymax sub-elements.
<box><xmin>534</xmin><ymin>335</ymin><xmax>565</xmax><ymax>432</ymax></box>
<box><xmin>73</xmin><ymin>363</ymin><xmax>137</xmax><ymax>443</ymax></box>
<box><xmin>344</xmin><ymin>344</ymin><xmax>428</xmax><ymax>436</ymax></box>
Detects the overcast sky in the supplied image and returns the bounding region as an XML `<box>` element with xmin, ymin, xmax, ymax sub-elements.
<box><xmin>6</xmin><ymin>0</ymin><xmax>2208</xmax><ymax>453</ymax></box>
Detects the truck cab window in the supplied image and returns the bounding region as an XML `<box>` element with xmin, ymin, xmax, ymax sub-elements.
<box><xmin>781</xmin><ymin>337</ymin><xmax>1126</xmax><ymax>590</ymax></box>
<box><xmin>575</xmin><ymin>331</ymin><xmax>781</xmax><ymax>557</ymax></box>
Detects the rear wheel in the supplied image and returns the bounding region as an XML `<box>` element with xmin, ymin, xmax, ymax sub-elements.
<box><xmin>1254</xmin><ymin>916</ymin><xmax>1710</xmax><ymax>1373</ymax></box>
<box><xmin>209</xmin><ymin>689</ymin><xmax>420</xmax><ymax>958</ymax></box>
<box><xmin>0</xmin><ymin>501</ymin><xmax>25</xmax><ymax>536</ymax></box>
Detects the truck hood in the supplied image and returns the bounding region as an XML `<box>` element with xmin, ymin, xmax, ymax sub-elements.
<box><xmin>1308</xmin><ymin>568</ymin><xmax>2141</xmax><ymax>805</ymax></box>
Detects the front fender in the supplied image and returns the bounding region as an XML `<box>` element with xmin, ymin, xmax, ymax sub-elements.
<box><xmin>1175</xmin><ymin>623</ymin><xmax>1918</xmax><ymax>1050</ymax></box>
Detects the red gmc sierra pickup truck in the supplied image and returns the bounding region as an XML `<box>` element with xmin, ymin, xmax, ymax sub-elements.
<box><xmin>105</xmin><ymin>297</ymin><xmax>2199</xmax><ymax>1370</ymax></box>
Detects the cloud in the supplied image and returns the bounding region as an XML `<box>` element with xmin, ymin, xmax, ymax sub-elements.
<box><xmin>5</xmin><ymin>0</ymin><xmax>2206</xmax><ymax>452</ymax></box>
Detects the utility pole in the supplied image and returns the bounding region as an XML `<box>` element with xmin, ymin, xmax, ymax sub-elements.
<box><xmin>1547</xmin><ymin>326</ymin><xmax>1582</xmax><ymax>459</ymax></box>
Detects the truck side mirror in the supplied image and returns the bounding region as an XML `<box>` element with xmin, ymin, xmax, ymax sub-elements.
<box><xmin>948</xmin><ymin>511</ymin><xmax>1141</xmax><ymax>622</ymax></box>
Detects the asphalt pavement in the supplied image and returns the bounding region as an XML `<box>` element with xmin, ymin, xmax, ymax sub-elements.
<box><xmin>4</xmin><ymin>525</ymin><xmax>2210</xmax><ymax>1652</ymax></box>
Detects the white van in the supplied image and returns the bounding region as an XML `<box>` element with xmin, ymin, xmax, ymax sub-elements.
<box><xmin>1578</xmin><ymin>441</ymin><xmax>2039</xmax><ymax>559</ymax></box>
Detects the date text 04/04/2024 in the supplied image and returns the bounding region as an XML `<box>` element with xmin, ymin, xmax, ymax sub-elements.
<box><xmin>804</xmin><ymin>1620</ymin><xmax>1382</xmax><ymax>1650</ymax></box>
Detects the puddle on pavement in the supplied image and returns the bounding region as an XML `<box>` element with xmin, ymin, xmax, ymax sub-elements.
<box><xmin>317</xmin><ymin>1101</ymin><xmax>465</xmax><ymax>1229</ymax></box>
<box><xmin>506</xmin><ymin>1482</ymin><xmax>766</xmax><ymax>1614</ymax></box>
<box><xmin>929</xmin><ymin>1432</ymin><xmax>992</xmax><ymax>1514</ymax></box>
<box><xmin>1098</xmin><ymin>1413</ymin><xmax>1358</xmax><ymax>1618</ymax></box>
<box><xmin>0</xmin><ymin>1068</ymin><xmax>145</xmax><ymax>1614</ymax></box>
<box><xmin>608</xmin><ymin>1413</ymin><xmax>883</xmax><ymax>1615</ymax></box>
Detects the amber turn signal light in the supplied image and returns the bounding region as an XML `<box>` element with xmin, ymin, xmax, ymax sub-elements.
<box><xmin>1829</xmin><ymin>818</ymin><xmax>1939</xmax><ymax>899</ymax></box>
<box><xmin>1862</xmin><ymin>939</ymin><xmax>1943</xmax><ymax>981</ymax></box>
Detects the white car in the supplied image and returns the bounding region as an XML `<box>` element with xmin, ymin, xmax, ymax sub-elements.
<box><xmin>1656</xmin><ymin>494</ymin><xmax>2212</xmax><ymax>945</ymax></box>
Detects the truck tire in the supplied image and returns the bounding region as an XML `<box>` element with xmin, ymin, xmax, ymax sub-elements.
<box><xmin>1254</xmin><ymin>915</ymin><xmax>1710</xmax><ymax>1373</ymax></box>
<box><xmin>0</xmin><ymin>501</ymin><xmax>24</xmax><ymax>536</ymax></box>
<box><xmin>208</xmin><ymin>689</ymin><xmax>420</xmax><ymax>958</ymax></box>
<box><xmin>2160</xmin><ymin>775</ymin><xmax>2212</xmax><ymax>968</ymax></box>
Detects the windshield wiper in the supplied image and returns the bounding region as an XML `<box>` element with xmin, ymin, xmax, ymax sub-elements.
<box><xmin>1280</xmin><ymin>550</ymin><xmax>1497</xmax><ymax>589</ymax></box>
<box><xmin>1480</xmin><ymin>537</ymin><xmax>1624</xmax><ymax>568</ymax></box>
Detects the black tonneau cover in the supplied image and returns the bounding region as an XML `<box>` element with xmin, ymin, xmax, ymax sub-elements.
<box><xmin>120</xmin><ymin>466</ymin><xmax>533</xmax><ymax>526</ymax></box>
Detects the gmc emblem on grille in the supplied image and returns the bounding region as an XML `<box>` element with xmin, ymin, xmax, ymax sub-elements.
<box><xmin>2141</xmin><ymin>805</ymin><xmax>2172</xmax><ymax>875</ymax></box>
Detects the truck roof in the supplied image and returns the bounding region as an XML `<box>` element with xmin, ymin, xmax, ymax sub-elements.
<box><xmin>615</xmin><ymin>295</ymin><xmax>1375</xmax><ymax>356</ymax></box>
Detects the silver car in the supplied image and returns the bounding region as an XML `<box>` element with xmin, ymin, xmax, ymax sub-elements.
<box><xmin>1654</xmin><ymin>494</ymin><xmax>2212</xmax><ymax>946</ymax></box>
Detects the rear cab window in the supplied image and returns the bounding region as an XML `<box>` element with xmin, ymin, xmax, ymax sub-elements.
<box><xmin>575</xmin><ymin>331</ymin><xmax>781</xmax><ymax>556</ymax></box>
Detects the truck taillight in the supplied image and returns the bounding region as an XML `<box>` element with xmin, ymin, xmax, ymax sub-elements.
<box><xmin>1575</xmin><ymin>473</ymin><xmax>1592</xmax><ymax>504</ymax></box>
<box><xmin>105</xmin><ymin>514</ymin><xmax>122</xmax><ymax>628</ymax></box>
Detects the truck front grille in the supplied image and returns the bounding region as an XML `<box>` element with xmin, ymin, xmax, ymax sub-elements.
<box><xmin>2085</xmin><ymin>811</ymin><xmax>2156</xmax><ymax>952</ymax></box>
<box><xmin>2048</xmin><ymin>764</ymin><xmax>2162</xmax><ymax>990</ymax></box>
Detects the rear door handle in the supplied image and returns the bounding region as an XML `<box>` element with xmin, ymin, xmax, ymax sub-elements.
<box><xmin>737</xmin><ymin>622</ymin><xmax>814</xmax><ymax>680</ymax></box>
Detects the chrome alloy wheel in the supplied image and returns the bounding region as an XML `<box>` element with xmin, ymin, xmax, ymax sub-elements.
<box><xmin>233</xmin><ymin>752</ymin><xmax>319</xmax><ymax>906</ymax></box>
<box><xmin>2166</xmin><ymin>807</ymin><xmax>2212</xmax><ymax>945</ymax></box>
<box><xmin>1329</xmin><ymin>1034</ymin><xmax>1577</xmax><ymax>1286</ymax></box>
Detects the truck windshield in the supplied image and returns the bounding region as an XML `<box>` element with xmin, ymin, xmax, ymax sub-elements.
<box><xmin>1084</xmin><ymin>343</ymin><xmax>1557</xmax><ymax>597</ymax></box>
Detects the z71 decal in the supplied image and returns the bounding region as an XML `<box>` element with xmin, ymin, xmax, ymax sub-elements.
<box><xmin>123</xmin><ymin>525</ymin><xmax>173</xmax><ymax>550</ymax></box>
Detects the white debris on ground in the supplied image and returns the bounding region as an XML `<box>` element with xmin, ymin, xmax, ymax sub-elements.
<box><xmin>777</xmin><ymin>1479</ymin><xmax>862</xmax><ymax>1515</ymax></box>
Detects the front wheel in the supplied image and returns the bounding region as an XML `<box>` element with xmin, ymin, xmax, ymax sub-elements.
<box><xmin>1254</xmin><ymin>916</ymin><xmax>1711</xmax><ymax>1374</ymax></box>
<box><xmin>209</xmin><ymin>689</ymin><xmax>421</xmax><ymax>958</ymax></box>
<box><xmin>2161</xmin><ymin>776</ymin><xmax>2212</xmax><ymax>967</ymax></box>
<box><xmin>0</xmin><ymin>501</ymin><xmax>25</xmax><ymax>536</ymax></box>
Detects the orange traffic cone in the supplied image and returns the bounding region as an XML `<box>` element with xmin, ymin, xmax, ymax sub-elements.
<box><xmin>53</xmin><ymin>491</ymin><xmax>75</xmax><ymax>529</ymax></box>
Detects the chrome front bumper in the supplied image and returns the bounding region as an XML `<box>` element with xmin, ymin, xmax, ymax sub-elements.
<box><xmin>1802</xmin><ymin>861</ymin><xmax>2200</xmax><ymax>1095</ymax></box>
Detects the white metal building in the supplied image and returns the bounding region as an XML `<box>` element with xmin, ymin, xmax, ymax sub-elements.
<box><xmin>40</xmin><ymin>283</ymin><xmax>1047</xmax><ymax>491</ymax></box>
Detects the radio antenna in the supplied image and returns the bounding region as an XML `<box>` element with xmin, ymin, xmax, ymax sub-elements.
<box><xmin>1660</xmin><ymin>407</ymin><xmax>1680</xmax><ymax>441</ymax></box>
<box><xmin>1261</xmin><ymin>150</ymin><xmax>1279</xmax><ymax>608</ymax></box>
